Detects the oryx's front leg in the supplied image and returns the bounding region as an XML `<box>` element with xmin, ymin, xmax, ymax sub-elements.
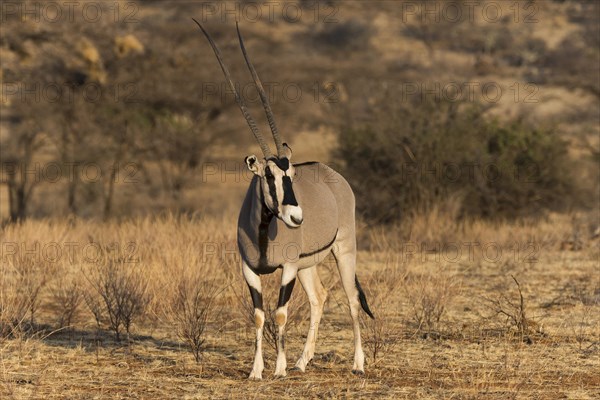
<box><xmin>243</xmin><ymin>262</ymin><xmax>264</xmax><ymax>380</ymax></box>
<box><xmin>293</xmin><ymin>266</ymin><xmax>327</xmax><ymax>372</ymax></box>
<box><xmin>274</xmin><ymin>265</ymin><xmax>298</xmax><ymax>378</ymax></box>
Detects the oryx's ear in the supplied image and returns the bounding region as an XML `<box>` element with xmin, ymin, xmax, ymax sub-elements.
<box><xmin>281</xmin><ymin>143</ymin><xmax>293</xmax><ymax>160</ymax></box>
<box><xmin>245</xmin><ymin>155</ymin><xmax>264</xmax><ymax>175</ymax></box>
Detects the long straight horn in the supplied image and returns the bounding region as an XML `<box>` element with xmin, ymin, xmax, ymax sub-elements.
<box><xmin>236</xmin><ymin>22</ymin><xmax>285</xmax><ymax>157</ymax></box>
<box><xmin>192</xmin><ymin>18</ymin><xmax>273</xmax><ymax>159</ymax></box>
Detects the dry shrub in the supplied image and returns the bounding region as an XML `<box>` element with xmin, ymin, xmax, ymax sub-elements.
<box><xmin>84</xmin><ymin>261</ymin><xmax>150</xmax><ymax>341</ymax></box>
<box><xmin>47</xmin><ymin>271</ymin><xmax>83</xmax><ymax>330</ymax></box>
<box><xmin>360</xmin><ymin>256</ymin><xmax>405</xmax><ymax>363</ymax></box>
<box><xmin>166</xmin><ymin>274</ymin><xmax>221</xmax><ymax>363</ymax></box>
<box><xmin>482</xmin><ymin>275</ymin><xmax>542</xmax><ymax>342</ymax></box>
<box><xmin>569</xmin><ymin>302</ymin><xmax>597</xmax><ymax>353</ymax></box>
<box><xmin>15</xmin><ymin>257</ymin><xmax>54</xmax><ymax>327</ymax></box>
<box><xmin>0</xmin><ymin>266</ymin><xmax>29</xmax><ymax>338</ymax></box>
<box><xmin>0</xmin><ymin>253</ymin><xmax>56</xmax><ymax>337</ymax></box>
<box><xmin>83</xmin><ymin>285</ymin><xmax>105</xmax><ymax>329</ymax></box>
<box><xmin>403</xmin><ymin>269</ymin><xmax>460</xmax><ymax>337</ymax></box>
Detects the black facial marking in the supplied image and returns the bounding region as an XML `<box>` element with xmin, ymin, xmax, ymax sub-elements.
<box><xmin>281</xmin><ymin>176</ymin><xmax>298</xmax><ymax>206</ymax></box>
<box><xmin>267</xmin><ymin>157</ymin><xmax>290</xmax><ymax>171</ymax></box>
<box><xmin>299</xmin><ymin>230</ymin><xmax>337</xmax><ymax>259</ymax></box>
<box><xmin>277</xmin><ymin>278</ymin><xmax>296</xmax><ymax>308</ymax></box>
<box><xmin>258</xmin><ymin>191</ymin><xmax>274</xmax><ymax>268</ymax></box>
<box><xmin>277</xmin><ymin>157</ymin><xmax>290</xmax><ymax>171</ymax></box>
<box><xmin>247</xmin><ymin>284</ymin><xmax>263</xmax><ymax>310</ymax></box>
<box><xmin>265</xmin><ymin>166</ymin><xmax>279</xmax><ymax>213</ymax></box>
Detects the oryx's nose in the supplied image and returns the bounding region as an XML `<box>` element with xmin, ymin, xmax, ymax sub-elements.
<box><xmin>283</xmin><ymin>205</ymin><xmax>303</xmax><ymax>228</ymax></box>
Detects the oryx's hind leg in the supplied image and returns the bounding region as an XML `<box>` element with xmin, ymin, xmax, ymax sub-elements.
<box><xmin>293</xmin><ymin>266</ymin><xmax>327</xmax><ymax>372</ymax></box>
<box><xmin>243</xmin><ymin>262</ymin><xmax>264</xmax><ymax>380</ymax></box>
<box><xmin>332</xmin><ymin>239</ymin><xmax>372</xmax><ymax>375</ymax></box>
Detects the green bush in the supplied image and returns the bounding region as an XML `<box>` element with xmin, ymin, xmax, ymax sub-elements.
<box><xmin>337</xmin><ymin>99</ymin><xmax>577</xmax><ymax>223</ymax></box>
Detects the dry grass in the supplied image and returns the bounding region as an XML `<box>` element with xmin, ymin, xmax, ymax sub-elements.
<box><xmin>1</xmin><ymin>214</ymin><xmax>599</xmax><ymax>399</ymax></box>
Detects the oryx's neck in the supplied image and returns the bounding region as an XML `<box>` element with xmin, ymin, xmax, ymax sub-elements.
<box><xmin>238</xmin><ymin>177</ymin><xmax>280</xmax><ymax>271</ymax></box>
<box><xmin>252</xmin><ymin>179</ymin><xmax>276</xmax><ymax>268</ymax></box>
<box><xmin>247</xmin><ymin>177</ymin><xmax>271</xmax><ymax>232</ymax></box>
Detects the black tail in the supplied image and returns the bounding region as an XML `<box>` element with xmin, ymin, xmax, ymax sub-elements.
<box><xmin>355</xmin><ymin>276</ymin><xmax>375</xmax><ymax>319</ymax></box>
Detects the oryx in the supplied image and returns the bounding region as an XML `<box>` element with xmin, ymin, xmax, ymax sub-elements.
<box><xmin>193</xmin><ymin>20</ymin><xmax>374</xmax><ymax>379</ymax></box>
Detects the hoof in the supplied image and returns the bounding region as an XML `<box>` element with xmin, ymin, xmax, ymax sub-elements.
<box><xmin>248</xmin><ymin>371</ymin><xmax>262</xmax><ymax>380</ymax></box>
<box><xmin>290</xmin><ymin>366</ymin><xmax>303</xmax><ymax>372</ymax></box>
<box><xmin>273</xmin><ymin>372</ymin><xmax>287</xmax><ymax>379</ymax></box>
<box><xmin>351</xmin><ymin>369</ymin><xmax>365</xmax><ymax>376</ymax></box>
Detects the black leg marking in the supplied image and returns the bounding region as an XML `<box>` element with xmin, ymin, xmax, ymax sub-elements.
<box><xmin>247</xmin><ymin>284</ymin><xmax>263</xmax><ymax>310</ymax></box>
<box><xmin>277</xmin><ymin>278</ymin><xmax>296</xmax><ymax>308</ymax></box>
<box><xmin>254</xmin><ymin>265</ymin><xmax>279</xmax><ymax>275</ymax></box>
<box><xmin>355</xmin><ymin>276</ymin><xmax>375</xmax><ymax>319</ymax></box>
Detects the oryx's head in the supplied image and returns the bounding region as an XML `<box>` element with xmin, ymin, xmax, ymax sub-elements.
<box><xmin>194</xmin><ymin>19</ymin><xmax>303</xmax><ymax>228</ymax></box>
<box><xmin>245</xmin><ymin>144</ymin><xmax>303</xmax><ymax>228</ymax></box>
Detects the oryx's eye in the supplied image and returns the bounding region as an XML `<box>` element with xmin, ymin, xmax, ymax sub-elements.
<box><xmin>265</xmin><ymin>166</ymin><xmax>273</xmax><ymax>178</ymax></box>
